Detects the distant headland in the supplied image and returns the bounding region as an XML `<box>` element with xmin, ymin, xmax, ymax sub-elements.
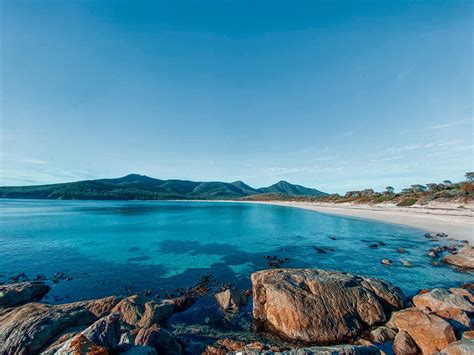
<box><xmin>0</xmin><ymin>174</ymin><xmax>327</xmax><ymax>200</ymax></box>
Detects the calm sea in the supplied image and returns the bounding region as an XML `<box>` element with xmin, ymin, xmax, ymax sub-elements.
<box><xmin>0</xmin><ymin>199</ymin><xmax>471</xmax><ymax>303</ymax></box>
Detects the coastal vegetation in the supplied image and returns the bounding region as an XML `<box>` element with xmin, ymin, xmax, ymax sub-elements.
<box><xmin>244</xmin><ymin>173</ymin><xmax>474</xmax><ymax>205</ymax></box>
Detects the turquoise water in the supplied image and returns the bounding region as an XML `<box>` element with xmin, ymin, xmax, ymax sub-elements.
<box><xmin>0</xmin><ymin>199</ymin><xmax>471</xmax><ymax>302</ymax></box>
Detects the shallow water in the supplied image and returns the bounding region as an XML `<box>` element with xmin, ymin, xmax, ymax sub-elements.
<box><xmin>0</xmin><ymin>199</ymin><xmax>471</xmax><ymax>303</ymax></box>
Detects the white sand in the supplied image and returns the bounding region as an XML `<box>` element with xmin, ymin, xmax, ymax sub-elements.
<box><xmin>242</xmin><ymin>200</ymin><xmax>474</xmax><ymax>243</ymax></box>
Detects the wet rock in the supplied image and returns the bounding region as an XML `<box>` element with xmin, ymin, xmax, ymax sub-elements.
<box><xmin>442</xmin><ymin>246</ymin><xmax>474</xmax><ymax>269</ymax></box>
<box><xmin>0</xmin><ymin>296</ymin><xmax>118</xmax><ymax>354</ymax></box>
<box><xmin>393</xmin><ymin>330</ymin><xmax>419</xmax><ymax>355</ymax></box>
<box><xmin>391</xmin><ymin>307</ymin><xmax>456</xmax><ymax>354</ymax></box>
<box><xmin>369</xmin><ymin>326</ymin><xmax>397</xmax><ymax>343</ymax></box>
<box><xmin>412</xmin><ymin>288</ymin><xmax>474</xmax><ymax>313</ymax></box>
<box><xmin>0</xmin><ymin>282</ymin><xmax>50</xmax><ymax>308</ymax></box>
<box><xmin>428</xmin><ymin>250</ymin><xmax>438</xmax><ymax>258</ymax></box>
<box><xmin>251</xmin><ymin>268</ymin><xmax>406</xmax><ymax>344</ymax></box>
<box><xmin>381</xmin><ymin>258</ymin><xmax>392</xmax><ymax>265</ymax></box>
<box><xmin>214</xmin><ymin>288</ymin><xmax>246</xmax><ymax>313</ymax></box>
<box><xmin>135</xmin><ymin>325</ymin><xmax>182</xmax><ymax>355</ymax></box>
<box><xmin>9</xmin><ymin>272</ymin><xmax>29</xmax><ymax>283</ymax></box>
<box><xmin>441</xmin><ymin>339</ymin><xmax>474</xmax><ymax>354</ymax></box>
<box><xmin>55</xmin><ymin>334</ymin><xmax>108</xmax><ymax>354</ymax></box>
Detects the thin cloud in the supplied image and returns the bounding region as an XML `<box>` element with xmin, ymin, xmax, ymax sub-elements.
<box><xmin>370</xmin><ymin>155</ymin><xmax>404</xmax><ymax>163</ymax></box>
<box><xmin>432</xmin><ymin>118</ymin><xmax>472</xmax><ymax>129</ymax></box>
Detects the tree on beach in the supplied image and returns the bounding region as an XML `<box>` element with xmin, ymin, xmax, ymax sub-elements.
<box><xmin>410</xmin><ymin>184</ymin><xmax>427</xmax><ymax>192</ymax></box>
<box><xmin>443</xmin><ymin>180</ymin><xmax>453</xmax><ymax>186</ymax></box>
<box><xmin>385</xmin><ymin>186</ymin><xmax>394</xmax><ymax>194</ymax></box>
<box><xmin>465</xmin><ymin>172</ymin><xmax>474</xmax><ymax>182</ymax></box>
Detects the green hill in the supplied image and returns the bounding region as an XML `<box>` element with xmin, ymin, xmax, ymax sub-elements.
<box><xmin>258</xmin><ymin>180</ymin><xmax>325</xmax><ymax>196</ymax></box>
<box><xmin>0</xmin><ymin>174</ymin><xmax>328</xmax><ymax>200</ymax></box>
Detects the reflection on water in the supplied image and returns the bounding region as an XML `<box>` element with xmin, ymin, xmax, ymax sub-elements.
<box><xmin>0</xmin><ymin>199</ymin><xmax>471</xmax><ymax>303</ymax></box>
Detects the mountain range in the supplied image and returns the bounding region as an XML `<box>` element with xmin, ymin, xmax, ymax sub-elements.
<box><xmin>0</xmin><ymin>174</ymin><xmax>327</xmax><ymax>200</ymax></box>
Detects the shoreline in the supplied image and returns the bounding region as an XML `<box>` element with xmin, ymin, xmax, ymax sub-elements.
<box><xmin>241</xmin><ymin>200</ymin><xmax>474</xmax><ymax>243</ymax></box>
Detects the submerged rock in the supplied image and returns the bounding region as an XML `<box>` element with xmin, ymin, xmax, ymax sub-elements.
<box><xmin>442</xmin><ymin>246</ymin><xmax>474</xmax><ymax>269</ymax></box>
<box><xmin>399</xmin><ymin>259</ymin><xmax>414</xmax><ymax>267</ymax></box>
<box><xmin>251</xmin><ymin>268</ymin><xmax>405</xmax><ymax>344</ymax></box>
<box><xmin>0</xmin><ymin>281</ymin><xmax>50</xmax><ymax>308</ymax></box>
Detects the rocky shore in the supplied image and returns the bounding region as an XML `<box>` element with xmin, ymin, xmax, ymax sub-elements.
<box><xmin>1</xmin><ymin>262</ymin><xmax>473</xmax><ymax>354</ymax></box>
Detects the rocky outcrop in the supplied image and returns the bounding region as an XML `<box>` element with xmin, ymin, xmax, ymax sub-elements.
<box><xmin>55</xmin><ymin>334</ymin><xmax>108</xmax><ymax>354</ymax></box>
<box><xmin>441</xmin><ymin>339</ymin><xmax>474</xmax><ymax>354</ymax></box>
<box><xmin>0</xmin><ymin>282</ymin><xmax>50</xmax><ymax>308</ymax></box>
<box><xmin>251</xmin><ymin>269</ymin><xmax>406</xmax><ymax>344</ymax></box>
<box><xmin>81</xmin><ymin>312</ymin><xmax>122</xmax><ymax>349</ymax></box>
<box><xmin>0</xmin><ymin>296</ymin><xmax>118</xmax><ymax>354</ymax></box>
<box><xmin>413</xmin><ymin>288</ymin><xmax>474</xmax><ymax>313</ymax></box>
<box><xmin>393</xmin><ymin>331</ymin><xmax>419</xmax><ymax>355</ymax></box>
<box><xmin>442</xmin><ymin>246</ymin><xmax>474</xmax><ymax>269</ymax></box>
<box><xmin>368</xmin><ymin>326</ymin><xmax>397</xmax><ymax>343</ymax></box>
<box><xmin>135</xmin><ymin>325</ymin><xmax>182</xmax><ymax>355</ymax></box>
<box><xmin>391</xmin><ymin>308</ymin><xmax>456</xmax><ymax>354</ymax></box>
<box><xmin>214</xmin><ymin>288</ymin><xmax>247</xmax><ymax>313</ymax></box>
<box><xmin>112</xmin><ymin>295</ymin><xmax>194</xmax><ymax>328</ymax></box>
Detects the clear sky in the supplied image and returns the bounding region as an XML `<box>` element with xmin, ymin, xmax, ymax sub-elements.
<box><xmin>1</xmin><ymin>0</ymin><xmax>472</xmax><ymax>194</ymax></box>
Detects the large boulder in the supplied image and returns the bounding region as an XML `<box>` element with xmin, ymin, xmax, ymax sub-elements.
<box><xmin>0</xmin><ymin>282</ymin><xmax>50</xmax><ymax>308</ymax></box>
<box><xmin>413</xmin><ymin>288</ymin><xmax>474</xmax><ymax>313</ymax></box>
<box><xmin>442</xmin><ymin>246</ymin><xmax>474</xmax><ymax>269</ymax></box>
<box><xmin>81</xmin><ymin>312</ymin><xmax>121</xmax><ymax>349</ymax></box>
<box><xmin>391</xmin><ymin>308</ymin><xmax>456</xmax><ymax>354</ymax></box>
<box><xmin>441</xmin><ymin>339</ymin><xmax>474</xmax><ymax>355</ymax></box>
<box><xmin>251</xmin><ymin>269</ymin><xmax>406</xmax><ymax>344</ymax></box>
<box><xmin>0</xmin><ymin>296</ymin><xmax>118</xmax><ymax>354</ymax></box>
<box><xmin>135</xmin><ymin>325</ymin><xmax>182</xmax><ymax>355</ymax></box>
<box><xmin>392</xmin><ymin>331</ymin><xmax>419</xmax><ymax>355</ymax></box>
<box><xmin>214</xmin><ymin>288</ymin><xmax>246</xmax><ymax>313</ymax></box>
<box><xmin>112</xmin><ymin>295</ymin><xmax>194</xmax><ymax>328</ymax></box>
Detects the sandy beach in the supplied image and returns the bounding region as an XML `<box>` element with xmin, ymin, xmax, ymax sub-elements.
<box><xmin>246</xmin><ymin>201</ymin><xmax>474</xmax><ymax>243</ymax></box>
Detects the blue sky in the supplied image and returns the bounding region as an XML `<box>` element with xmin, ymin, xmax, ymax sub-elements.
<box><xmin>1</xmin><ymin>0</ymin><xmax>472</xmax><ymax>193</ymax></box>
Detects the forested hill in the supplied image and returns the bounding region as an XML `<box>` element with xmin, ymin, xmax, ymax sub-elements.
<box><xmin>0</xmin><ymin>174</ymin><xmax>328</xmax><ymax>200</ymax></box>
